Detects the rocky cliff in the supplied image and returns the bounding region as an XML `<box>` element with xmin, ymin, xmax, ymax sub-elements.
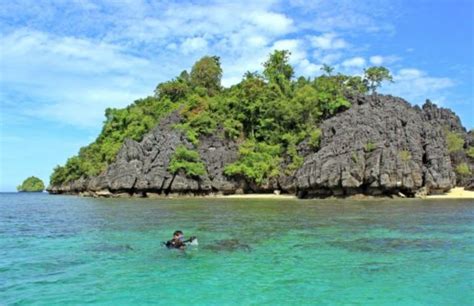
<box><xmin>48</xmin><ymin>94</ymin><xmax>473</xmax><ymax>198</ymax></box>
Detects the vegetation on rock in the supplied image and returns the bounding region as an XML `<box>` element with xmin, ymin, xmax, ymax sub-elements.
<box><xmin>363</xmin><ymin>66</ymin><xmax>393</xmax><ymax>94</ymax></box>
<box><xmin>50</xmin><ymin>50</ymin><xmax>390</xmax><ymax>187</ymax></box>
<box><xmin>455</xmin><ymin>163</ymin><xmax>471</xmax><ymax>176</ymax></box>
<box><xmin>445</xmin><ymin>130</ymin><xmax>464</xmax><ymax>153</ymax></box>
<box><xmin>168</xmin><ymin>146</ymin><xmax>206</xmax><ymax>178</ymax></box>
<box><xmin>17</xmin><ymin>176</ymin><xmax>45</xmax><ymax>192</ymax></box>
<box><xmin>467</xmin><ymin>147</ymin><xmax>474</xmax><ymax>159</ymax></box>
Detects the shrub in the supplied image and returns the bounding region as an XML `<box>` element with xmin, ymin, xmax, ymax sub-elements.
<box><xmin>364</xmin><ymin>141</ymin><xmax>376</xmax><ymax>152</ymax></box>
<box><xmin>446</xmin><ymin>130</ymin><xmax>464</xmax><ymax>153</ymax></box>
<box><xmin>351</xmin><ymin>152</ymin><xmax>359</xmax><ymax>163</ymax></box>
<box><xmin>455</xmin><ymin>163</ymin><xmax>471</xmax><ymax>176</ymax></box>
<box><xmin>223</xmin><ymin>118</ymin><xmax>243</xmax><ymax>139</ymax></box>
<box><xmin>399</xmin><ymin>150</ymin><xmax>411</xmax><ymax>162</ymax></box>
<box><xmin>467</xmin><ymin>147</ymin><xmax>474</xmax><ymax>159</ymax></box>
<box><xmin>224</xmin><ymin>140</ymin><xmax>281</xmax><ymax>184</ymax></box>
<box><xmin>168</xmin><ymin>146</ymin><xmax>206</xmax><ymax>177</ymax></box>
<box><xmin>309</xmin><ymin>128</ymin><xmax>322</xmax><ymax>149</ymax></box>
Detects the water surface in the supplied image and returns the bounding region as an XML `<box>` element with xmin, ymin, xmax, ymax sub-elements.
<box><xmin>1</xmin><ymin>193</ymin><xmax>473</xmax><ymax>305</ymax></box>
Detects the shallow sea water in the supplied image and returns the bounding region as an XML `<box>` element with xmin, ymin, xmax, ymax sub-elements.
<box><xmin>1</xmin><ymin>193</ymin><xmax>473</xmax><ymax>305</ymax></box>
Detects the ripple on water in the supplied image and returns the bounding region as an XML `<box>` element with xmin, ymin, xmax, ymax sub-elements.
<box><xmin>0</xmin><ymin>194</ymin><xmax>473</xmax><ymax>305</ymax></box>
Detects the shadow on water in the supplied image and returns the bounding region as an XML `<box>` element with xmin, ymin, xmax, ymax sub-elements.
<box><xmin>328</xmin><ymin>237</ymin><xmax>456</xmax><ymax>253</ymax></box>
<box><xmin>202</xmin><ymin>239</ymin><xmax>252</xmax><ymax>253</ymax></box>
<box><xmin>87</xmin><ymin>243</ymin><xmax>135</xmax><ymax>253</ymax></box>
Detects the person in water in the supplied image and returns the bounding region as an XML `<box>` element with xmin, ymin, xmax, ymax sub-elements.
<box><xmin>164</xmin><ymin>230</ymin><xmax>196</xmax><ymax>249</ymax></box>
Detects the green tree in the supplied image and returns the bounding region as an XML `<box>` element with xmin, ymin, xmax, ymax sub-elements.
<box><xmin>321</xmin><ymin>64</ymin><xmax>334</xmax><ymax>76</ymax></box>
<box><xmin>312</xmin><ymin>75</ymin><xmax>351</xmax><ymax>117</ymax></box>
<box><xmin>168</xmin><ymin>146</ymin><xmax>206</xmax><ymax>178</ymax></box>
<box><xmin>190</xmin><ymin>56</ymin><xmax>222</xmax><ymax>96</ymax></box>
<box><xmin>224</xmin><ymin>140</ymin><xmax>281</xmax><ymax>184</ymax></box>
<box><xmin>263</xmin><ymin>50</ymin><xmax>294</xmax><ymax>94</ymax></box>
<box><xmin>155</xmin><ymin>78</ymin><xmax>190</xmax><ymax>102</ymax></box>
<box><xmin>363</xmin><ymin>66</ymin><xmax>393</xmax><ymax>94</ymax></box>
<box><xmin>17</xmin><ymin>176</ymin><xmax>45</xmax><ymax>192</ymax></box>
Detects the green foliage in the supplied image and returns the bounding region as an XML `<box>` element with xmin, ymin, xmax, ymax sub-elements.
<box><xmin>281</xmin><ymin>133</ymin><xmax>304</xmax><ymax>174</ymax></box>
<box><xmin>351</xmin><ymin>152</ymin><xmax>359</xmax><ymax>163</ymax></box>
<box><xmin>363</xmin><ymin>66</ymin><xmax>393</xmax><ymax>94</ymax></box>
<box><xmin>364</xmin><ymin>141</ymin><xmax>376</xmax><ymax>152</ymax></box>
<box><xmin>155</xmin><ymin>77</ymin><xmax>190</xmax><ymax>102</ymax></box>
<box><xmin>467</xmin><ymin>147</ymin><xmax>474</xmax><ymax>159</ymax></box>
<box><xmin>312</xmin><ymin>75</ymin><xmax>352</xmax><ymax>117</ymax></box>
<box><xmin>50</xmin><ymin>96</ymin><xmax>178</xmax><ymax>185</ymax></box>
<box><xmin>321</xmin><ymin>64</ymin><xmax>334</xmax><ymax>76</ymax></box>
<box><xmin>224</xmin><ymin>140</ymin><xmax>282</xmax><ymax>184</ymax></box>
<box><xmin>17</xmin><ymin>176</ymin><xmax>45</xmax><ymax>192</ymax></box>
<box><xmin>190</xmin><ymin>56</ymin><xmax>222</xmax><ymax>96</ymax></box>
<box><xmin>223</xmin><ymin>118</ymin><xmax>243</xmax><ymax>139</ymax></box>
<box><xmin>399</xmin><ymin>150</ymin><xmax>411</xmax><ymax>162</ymax></box>
<box><xmin>455</xmin><ymin>163</ymin><xmax>471</xmax><ymax>176</ymax></box>
<box><xmin>445</xmin><ymin>130</ymin><xmax>464</xmax><ymax>153</ymax></box>
<box><xmin>168</xmin><ymin>146</ymin><xmax>206</xmax><ymax>177</ymax></box>
<box><xmin>309</xmin><ymin>128</ymin><xmax>322</xmax><ymax>149</ymax></box>
<box><xmin>263</xmin><ymin>50</ymin><xmax>294</xmax><ymax>95</ymax></box>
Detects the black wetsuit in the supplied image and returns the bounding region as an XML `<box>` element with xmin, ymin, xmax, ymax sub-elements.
<box><xmin>164</xmin><ymin>237</ymin><xmax>196</xmax><ymax>249</ymax></box>
<box><xmin>165</xmin><ymin>238</ymin><xmax>185</xmax><ymax>249</ymax></box>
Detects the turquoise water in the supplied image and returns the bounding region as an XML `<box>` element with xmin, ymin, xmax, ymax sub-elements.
<box><xmin>1</xmin><ymin>193</ymin><xmax>473</xmax><ymax>305</ymax></box>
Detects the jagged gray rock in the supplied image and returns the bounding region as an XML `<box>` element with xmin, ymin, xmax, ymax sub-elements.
<box><xmin>48</xmin><ymin>94</ymin><xmax>471</xmax><ymax>198</ymax></box>
<box><xmin>422</xmin><ymin>100</ymin><xmax>473</xmax><ymax>186</ymax></box>
<box><xmin>296</xmin><ymin>95</ymin><xmax>457</xmax><ymax>197</ymax></box>
<box><xmin>50</xmin><ymin>111</ymin><xmax>243</xmax><ymax>196</ymax></box>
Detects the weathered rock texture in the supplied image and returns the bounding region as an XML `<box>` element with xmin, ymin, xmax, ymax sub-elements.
<box><xmin>422</xmin><ymin>100</ymin><xmax>473</xmax><ymax>187</ymax></box>
<box><xmin>48</xmin><ymin>94</ymin><xmax>472</xmax><ymax>198</ymax></box>
<box><xmin>295</xmin><ymin>95</ymin><xmax>461</xmax><ymax>197</ymax></box>
<box><xmin>48</xmin><ymin>111</ymin><xmax>244</xmax><ymax>196</ymax></box>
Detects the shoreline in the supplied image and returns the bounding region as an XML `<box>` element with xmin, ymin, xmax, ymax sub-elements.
<box><xmin>424</xmin><ymin>187</ymin><xmax>474</xmax><ymax>199</ymax></box>
<box><xmin>46</xmin><ymin>187</ymin><xmax>474</xmax><ymax>200</ymax></box>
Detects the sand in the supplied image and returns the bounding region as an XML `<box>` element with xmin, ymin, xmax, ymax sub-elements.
<box><xmin>425</xmin><ymin>187</ymin><xmax>474</xmax><ymax>199</ymax></box>
<box><xmin>216</xmin><ymin>193</ymin><xmax>297</xmax><ymax>199</ymax></box>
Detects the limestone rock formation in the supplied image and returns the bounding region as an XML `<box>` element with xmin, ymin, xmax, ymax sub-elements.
<box><xmin>296</xmin><ymin>95</ymin><xmax>457</xmax><ymax>197</ymax></box>
<box><xmin>48</xmin><ymin>94</ymin><xmax>471</xmax><ymax>198</ymax></box>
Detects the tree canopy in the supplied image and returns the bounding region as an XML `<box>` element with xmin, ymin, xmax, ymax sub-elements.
<box><xmin>17</xmin><ymin>176</ymin><xmax>45</xmax><ymax>192</ymax></box>
<box><xmin>363</xmin><ymin>66</ymin><xmax>393</xmax><ymax>94</ymax></box>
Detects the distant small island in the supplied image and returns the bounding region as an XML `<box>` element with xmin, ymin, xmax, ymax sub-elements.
<box><xmin>17</xmin><ymin>176</ymin><xmax>45</xmax><ymax>192</ymax></box>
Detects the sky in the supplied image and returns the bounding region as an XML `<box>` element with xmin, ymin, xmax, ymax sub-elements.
<box><xmin>0</xmin><ymin>0</ymin><xmax>473</xmax><ymax>191</ymax></box>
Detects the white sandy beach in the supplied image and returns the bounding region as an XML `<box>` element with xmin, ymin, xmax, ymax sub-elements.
<box><xmin>425</xmin><ymin>187</ymin><xmax>474</xmax><ymax>199</ymax></box>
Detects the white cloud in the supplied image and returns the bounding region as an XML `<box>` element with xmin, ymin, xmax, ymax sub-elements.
<box><xmin>272</xmin><ymin>39</ymin><xmax>306</xmax><ymax>63</ymax></box>
<box><xmin>320</xmin><ymin>53</ymin><xmax>343</xmax><ymax>64</ymax></box>
<box><xmin>0</xmin><ymin>29</ymin><xmax>157</xmax><ymax>128</ymax></box>
<box><xmin>247</xmin><ymin>11</ymin><xmax>294</xmax><ymax>35</ymax></box>
<box><xmin>181</xmin><ymin>36</ymin><xmax>208</xmax><ymax>54</ymax></box>
<box><xmin>398</xmin><ymin>68</ymin><xmax>423</xmax><ymax>79</ymax></box>
<box><xmin>369</xmin><ymin>55</ymin><xmax>400</xmax><ymax>66</ymax></box>
<box><xmin>381</xmin><ymin>68</ymin><xmax>454</xmax><ymax>104</ymax></box>
<box><xmin>299</xmin><ymin>59</ymin><xmax>321</xmax><ymax>76</ymax></box>
<box><xmin>369</xmin><ymin>55</ymin><xmax>384</xmax><ymax>65</ymax></box>
<box><xmin>310</xmin><ymin>33</ymin><xmax>348</xmax><ymax>50</ymax></box>
<box><xmin>341</xmin><ymin>56</ymin><xmax>366</xmax><ymax>68</ymax></box>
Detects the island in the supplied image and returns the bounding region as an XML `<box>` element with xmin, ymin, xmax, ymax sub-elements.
<box><xmin>17</xmin><ymin>176</ymin><xmax>45</xmax><ymax>192</ymax></box>
<box><xmin>47</xmin><ymin>50</ymin><xmax>474</xmax><ymax>198</ymax></box>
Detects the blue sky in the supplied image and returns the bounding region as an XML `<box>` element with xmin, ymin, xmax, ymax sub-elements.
<box><xmin>0</xmin><ymin>0</ymin><xmax>473</xmax><ymax>191</ymax></box>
